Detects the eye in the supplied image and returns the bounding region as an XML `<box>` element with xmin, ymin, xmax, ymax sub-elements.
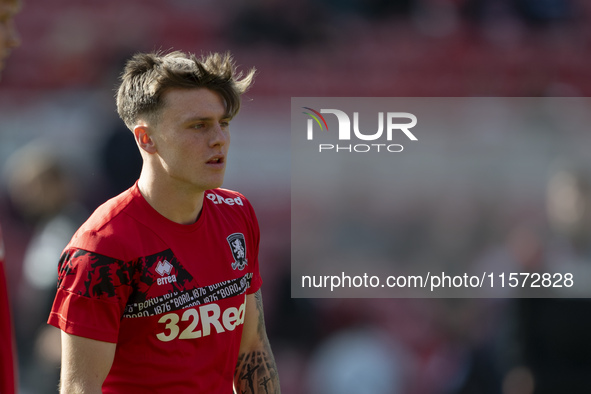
<box><xmin>191</xmin><ymin>123</ymin><xmax>206</xmax><ymax>130</ymax></box>
<box><xmin>220</xmin><ymin>120</ymin><xmax>230</xmax><ymax>128</ymax></box>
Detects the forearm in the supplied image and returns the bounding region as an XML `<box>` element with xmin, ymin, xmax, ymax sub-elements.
<box><xmin>60</xmin><ymin>331</ymin><xmax>115</xmax><ymax>394</ymax></box>
<box><xmin>234</xmin><ymin>291</ymin><xmax>281</xmax><ymax>394</ymax></box>
<box><xmin>60</xmin><ymin>380</ymin><xmax>103</xmax><ymax>394</ymax></box>
<box><xmin>234</xmin><ymin>339</ymin><xmax>280</xmax><ymax>394</ymax></box>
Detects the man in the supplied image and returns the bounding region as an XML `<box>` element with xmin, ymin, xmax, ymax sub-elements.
<box><xmin>1</xmin><ymin>0</ymin><xmax>21</xmax><ymax>393</ymax></box>
<box><xmin>48</xmin><ymin>50</ymin><xmax>281</xmax><ymax>393</ymax></box>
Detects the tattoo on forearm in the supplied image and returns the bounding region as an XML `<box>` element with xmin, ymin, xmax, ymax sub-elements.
<box><xmin>254</xmin><ymin>291</ymin><xmax>265</xmax><ymax>335</ymax></box>
<box><xmin>235</xmin><ymin>290</ymin><xmax>280</xmax><ymax>393</ymax></box>
<box><xmin>235</xmin><ymin>350</ymin><xmax>279</xmax><ymax>394</ymax></box>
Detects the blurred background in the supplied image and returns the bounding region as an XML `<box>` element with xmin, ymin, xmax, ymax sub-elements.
<box><xmin>2</xmin><ymin>0</ymin><xmax>591</xmax><ymax>393</ymax></box>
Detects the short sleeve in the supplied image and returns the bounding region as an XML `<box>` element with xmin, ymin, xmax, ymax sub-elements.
<box><xmin>244</xmin><ymin>198</ymin><xmax>263</xmax><ymax>295</ymax></box>
<box><xmin>48</xmin><ymin>248</ymin><xmax>133</xmax><ymax>343</ymax></box>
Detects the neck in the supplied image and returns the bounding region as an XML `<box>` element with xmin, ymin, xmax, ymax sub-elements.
<box><xmin>137</xmin><ymin>167</ymin><xmax>205</xmax><ymax>225</ymax></box>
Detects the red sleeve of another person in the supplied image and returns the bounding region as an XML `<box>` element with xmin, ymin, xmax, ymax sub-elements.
<box><xmin>0</xmin><ymin>224</ymin><xmax>17</xmax><ymax>394</ymax></box>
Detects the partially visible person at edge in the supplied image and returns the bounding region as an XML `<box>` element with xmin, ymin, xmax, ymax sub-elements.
<box><xmin>0</xmin><ymin>0</ymin><xmax>21</xmax><ymax>393</ymax></box>
<box><xmin>47</xmin><ymin>50</ymin><xmax>281</xmax><ymax>393</ymax></box>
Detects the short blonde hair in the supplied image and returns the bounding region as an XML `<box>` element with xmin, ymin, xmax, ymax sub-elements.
<box><xmin>116</xmin><ymin>50</ymin><xmax>255</xmax><ymax>129</ymax></box>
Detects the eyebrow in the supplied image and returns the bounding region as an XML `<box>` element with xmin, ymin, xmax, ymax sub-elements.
<box><xmin>181</xmin><ymin>115</ymin><xmax>232</xmax><ymax>124</ymax></box>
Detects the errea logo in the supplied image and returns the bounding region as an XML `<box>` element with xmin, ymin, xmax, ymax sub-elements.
<box><xmin>155</xmin><ymin>260</ymin><xmax>177</xmax><ymax>286</ymax></box>
<box><xmin>303</xmin><ymin>107</ymin><xmax>417</xmax><ymax>153</ymax></box>
<box><xmin>155</xmin><ymin>260</ymin><xmax>172</xmax><ymax>276</ymax></box>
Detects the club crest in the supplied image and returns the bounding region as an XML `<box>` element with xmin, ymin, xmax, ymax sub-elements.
<box><xmin>227</xmin><ymin>233</ymin><xmax>247</xmax><ymax>271</ymax></box>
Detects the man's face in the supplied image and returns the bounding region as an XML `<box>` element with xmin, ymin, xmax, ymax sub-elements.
<box><xmin>0</xmin><ymin>0</ymin><xmax>20</xmax><ymax>74</ymax></box>
<box><xmin>149</xmin><ymin>88</ymin><xmax>231</xmax><ymax>193</ymax></box>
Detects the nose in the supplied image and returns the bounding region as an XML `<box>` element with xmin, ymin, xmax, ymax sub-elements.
<box><xmin>209</xmin><ymin>124</ymin><xmax>229</xmax><ymax>147</ymax></box>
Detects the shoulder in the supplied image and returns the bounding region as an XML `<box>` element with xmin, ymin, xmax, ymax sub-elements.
<box><xmin>67</xmin><ymin>187</ymin><xmax>139</xmax><ymax>258</ymax></box>
<box><xmin>205</xmin><ymin>188</ymin><xmax>260</xmax><ymax>229</ymax></box>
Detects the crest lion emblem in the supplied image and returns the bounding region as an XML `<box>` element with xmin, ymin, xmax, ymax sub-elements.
<box><xmin>227</xmin><ymin>233</ymin><xmax>248</xmax><ymax>270</ymax></box>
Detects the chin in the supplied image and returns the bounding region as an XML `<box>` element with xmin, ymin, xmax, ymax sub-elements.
<box><xmin>199</xmin><ymin>179</ymin><xmax>225</xmax><ymax>191</ymax></box>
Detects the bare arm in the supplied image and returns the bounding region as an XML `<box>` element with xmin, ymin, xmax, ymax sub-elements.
<box><xmin>60</xmin><ymin>331</ymin><xmax>116</xmax><ymax>394</ymax></box>
<box><xmin>234</xmin><ymin>290</ymin><xmax>281</xmax><ymax>394</ymax></box>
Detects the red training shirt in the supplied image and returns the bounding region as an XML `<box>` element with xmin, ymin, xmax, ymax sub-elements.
<box><xmin>48</xmin><ymin>183</ymin><xmax>262</xmax><ymax>393</ymax></box>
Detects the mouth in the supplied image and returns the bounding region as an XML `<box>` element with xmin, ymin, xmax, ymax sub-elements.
<box><xmin>206</xmin><ymin>155</ymin><xmax>225</xmax><ymax>166</ymax></box>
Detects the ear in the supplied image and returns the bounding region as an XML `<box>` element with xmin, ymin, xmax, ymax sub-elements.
<box><xmin>133</xmin><ymin>125</ymin><xmax>157</xmax><ymax>154</ymax></box>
